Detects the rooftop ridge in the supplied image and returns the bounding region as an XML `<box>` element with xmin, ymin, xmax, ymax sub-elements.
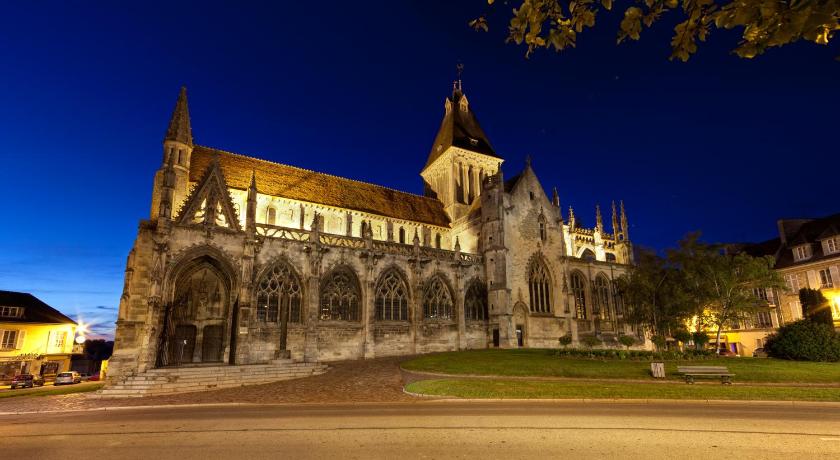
<box><xmin>195</xmin><ymin>145</ymin><xmax>446</xmax><ymax>208</ymax></box>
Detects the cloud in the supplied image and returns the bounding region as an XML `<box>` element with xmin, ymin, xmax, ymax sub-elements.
<box><xmin>95</xmin><ymin>305</ymin><xmax>117</xmax><ymax>311</ymax></box>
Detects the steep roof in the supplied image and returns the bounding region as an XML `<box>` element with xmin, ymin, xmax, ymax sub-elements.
<box><xmin>165</xmin><ymin>87</ymin><xmax>193</xmax><ymax>145</ymax></box>
<box><xmin>775</xmin><ymin>212</ymin><xmax>840</xmax><ymax>269</ymax></box>
<box><xmin>425</xmin><ymin>89</ymin><xmax>498</xmax><ymax>168</ymax></box>
<box><xmin>0</xmin><ymin>290</ymin><xmax>77</xmax><ymax>325</ymax></box>
<box><xmin>190</xmin><ymin>146</ymin><xmax>450</xmax><ymax>227</ymax></box>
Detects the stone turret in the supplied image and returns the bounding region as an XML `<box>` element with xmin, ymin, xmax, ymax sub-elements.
<box><xmin>151</xmin><ymin>87</ymin><xmax>194</xmax><ymax>219</ymax></box>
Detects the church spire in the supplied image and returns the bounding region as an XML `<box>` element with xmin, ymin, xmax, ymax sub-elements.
<box><xmin>620</xmin><ymin>200</ymin><xmax>630</xmax><ymax>241</ymax></box>
<box><xmin>595</xmin><ymin>204</ymin><xmax>604</xmax><ymax>233</ymax></box>
<box><xmin>165</xmin><ymin>86</ymin><xmax>193</xmax><ymax>146</ymax></box>
<box><xmin>611</xmin><ymin>201</ymin><xmax>619</xmax><ymax>237</ymax></box>
<box><xmin>246</xmin><ymin>170</ymin><xmax>258</xmax><ymax>233</ymax></box>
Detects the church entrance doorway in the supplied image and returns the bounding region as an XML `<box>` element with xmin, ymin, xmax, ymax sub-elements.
<box><xmin>202</xmin><ymin>325</ymin><xmax>224</xmax><ymax>362</ymax></box>
<box><xmin>515</xmin><ymin>325</ymin><xmax>524</xmax><ymax>347</ymax></box>
<box><xmin>170</xmin><ymin>325</ymin><xmax>196</xmax><ymax>365</ymax></box>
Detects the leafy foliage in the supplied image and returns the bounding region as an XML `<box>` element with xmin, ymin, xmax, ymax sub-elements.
<box><xmin>800</xmin><ymin>288</ymin><xmax>834</xmax><ymax>326</ymax></box>
<box><xmin>554</xmin><ymin>347</ymin><xmax>715</xmax><ymax>360</ymax></box>
<box><xmin>673</xmin><ymin>329</ymin><xmax>692</xmax><ymax>344</ymax></box>
<box><xmin>619</xmin><ymin>334</ymin><xmax>638</xmax><ymax>349</ymax></box>
<box><xmin>615</xmin><ymin>248</ymin><xmax>694</xmax><ymax>338</ymax></box>
<box><xmin>671</xmin><ymin>233</ymin><xmax>785</xmax><ymax>353</ymax></box>
<box><xmin>764</xmin><ymin>319</ymin><xmax>840</xmax><ymax>361</ymax></box>
<box><xmin>691</xmin><ymin>330</ymin><xmax>710</xmax><ymax>350</ymax></box>
<box><xmin>471</xmin><ymin>0</ymin><xmax>839</xmax><ymax>60</ymax></box>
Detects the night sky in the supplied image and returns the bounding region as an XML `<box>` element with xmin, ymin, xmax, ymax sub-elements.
<box><xmin>1</xmin><ymin>1</ymin><xmax>837</xmax><ymax>338</ymax></box>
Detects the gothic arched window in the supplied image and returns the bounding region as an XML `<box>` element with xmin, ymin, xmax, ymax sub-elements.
<box><xmin>320</xmin><ymin>267</ymin><xmax>361</xmax><ymax>321</ymax></box>
<box><xmin>571</xmin><ymin>271</ymin><xmax>587</xmax><ymax>319</ymax></box>
<box><xmin>581</xmin><ymin>248</ymin><xmax>596</xmax><ymax>261</ymax></box>
<box><xmin>528</xmin><ymin>258</ymin><xmax>551</xmax><ymax>313</ymax></box>
<box><xmin>539</xmin><ymin>220</ymin><xmax>547</xmax><ymax>241</ymax></box>
<box><xmin>594</xmin><ymin>275</ymin><xmax>612</xmax><ymax>320</ymax></box>
<box><xmin>256</xmin><ymin>262</ymin><xmax>303</xmax><ymax>324</ymax></box>
<box><xmin>375</xmin><ymin>269</ymin><xmax>410</xmax><ymax>321</ymax></box>
<box><xmin>435</xmin><ymin>233</ymin><xmax>442</xmax><ymax>249</ymax></box>
<box><xmin>465</xmin><ymin>280</ymin><xmax>488</xmax><ymax>321</ymax></box>
<box><xmin>399</xmin><ymin>227</ymin><xmax>406</xmax><ymax>244</ymax></box>
<box><xmin>266</xmin><ymin>207</ymin><xmax>277</xmax><ymax>226</ymax></box>
<box><xmin>423</xmin><ymin>276</ymin><xmax>453</xmax><ymax>320</ymax></box>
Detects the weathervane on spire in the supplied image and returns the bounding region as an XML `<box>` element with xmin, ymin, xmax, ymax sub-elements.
<box><xmin>454</xmin><ymin>62</ymin><xmax>464</xmax><ymax>93</ymax></box>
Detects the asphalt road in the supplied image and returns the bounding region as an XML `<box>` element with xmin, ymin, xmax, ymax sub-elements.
<box><xmin>3</xmin><ymin>401</ymin><xmax>840</xmax><ymax>459</ymax></box>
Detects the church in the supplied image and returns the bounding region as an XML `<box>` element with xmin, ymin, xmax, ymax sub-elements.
<box><xmin>107</xmin><ymin>80</ymin><xmax>638</xmax><ymax>382</ymax></box>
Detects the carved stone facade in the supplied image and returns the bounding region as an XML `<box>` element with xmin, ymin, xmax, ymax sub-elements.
<box><xmin>108</xmin><ymin>83</ymin><xmax>640</xmax><ymax>381</ymax></box>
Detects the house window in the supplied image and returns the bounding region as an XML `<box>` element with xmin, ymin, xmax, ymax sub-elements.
<box><xmin>753</xmin><ymin>288</ymin><xmax>768</xmax><ymax>301</ymax></box>
<box><xmin>819</xmin><ymin>269</ymin><xmax>834</xmax><ymax>288</ymax></box>
<box><xmin>755</xmin><ymin>311</ymin><xmax>773</xmax><ymax>328</ymax></box>
<box><xmin>793</xmin><ymin>245</ymin><xmax>811</xmax><ymax>261</ymax></box>
<box><xmin>0</xmin><ymin>306</ymin><xmax>22</xmax><ymax>318</ymax></box>
<box><xmin>53</xmin><ymin>331</ymin><xmax>66</xmax><ymax>349</ymax></box>
<box><xmin>784</xmin><ymin>273</ymin><xmax>800</xmax><ymax>292</ymax></box>
<box><xmin>1</xmin><ymin>330</ymin><xmax>19</xmax><ymax>349</ymax></box>
<box><xmin>826</xmin><ymin>238</ymin><xmax>838</xmax><ymax>254</ymax></box>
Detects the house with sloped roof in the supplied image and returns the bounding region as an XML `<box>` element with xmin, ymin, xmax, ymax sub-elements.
<box><xmin>0</xmin><ymin>290</ymin><xmax>81</xmax><ymax>382</ymax></box>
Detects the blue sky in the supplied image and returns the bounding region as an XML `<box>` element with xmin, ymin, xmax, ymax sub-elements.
<box><xmin>0</xmin><ymin>1</ymin><xmax>837</xmax><ymax>339</ymax></box>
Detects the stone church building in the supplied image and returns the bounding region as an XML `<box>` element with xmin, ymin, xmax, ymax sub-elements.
<box><xmin>108</xmin><ymin>81</ymin><xmax>638</xmax><ymax>381</ymax></box>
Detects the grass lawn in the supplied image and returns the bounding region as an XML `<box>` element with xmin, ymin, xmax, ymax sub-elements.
<box><xmin>406</xmin><ymin>378</ymin><xmax>840</xmax><ymax>401</ymax></box>
<box><xmin>401</xmin><ymin>349</ymin><xmax>840</xmax><ymax>384</ymax></box>
<box><xmin>0</xmin><ymin>382</ymin><xmax>104</xmax><ymax>399</ymax></box>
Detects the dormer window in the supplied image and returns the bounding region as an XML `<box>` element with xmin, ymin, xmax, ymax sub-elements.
<box><xmin>793</xmin><ymin>245</ymin><xmax>811</xmax><ymax>261</ymax></box>
<box><xmin>469</xmin><ymin>138</ymin><xmax>478</xmax><ymax>146</ymax></box>
<box><xmin>824</xmin><ymin>237</ymin><xmax>838</xmax><ymax>255</ymax></box>
<box><xmin>0</xmin><ymin>306</ymin><xmax>23</xmax><ymax>318</ymax></box>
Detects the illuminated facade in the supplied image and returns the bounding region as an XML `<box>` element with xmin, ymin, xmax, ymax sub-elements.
<box><xmin>108</xmin><ymin>82</ymin><xmax>639</xmax><ymax>381</ymax></box>
<box><xmin>715</xmin><ymin>214</ymin><xmax>840</xmax><ymax>356</ymax></box>
<box><xmin>0</xmin><ymin>290</ymin><xmax>81</xmax><ymax>383</ymax></box>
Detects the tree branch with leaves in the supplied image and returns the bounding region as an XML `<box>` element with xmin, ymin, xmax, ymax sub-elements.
<box><xmin>471</xmin><ymin>0</ymin><xmax>839</xmax><ymax>61</ymax></box>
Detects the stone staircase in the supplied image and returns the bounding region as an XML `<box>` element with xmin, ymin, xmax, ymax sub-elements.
<box><xmin>95</xmin><ymin>360</ymin><xmax>328</xmax><ymax>398</ymax></box>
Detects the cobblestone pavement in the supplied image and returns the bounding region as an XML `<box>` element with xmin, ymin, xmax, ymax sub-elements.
<box><xmin>0</xmin><ymin>356</ymin><xmax>423</xmax><ymax>414</ymax></box>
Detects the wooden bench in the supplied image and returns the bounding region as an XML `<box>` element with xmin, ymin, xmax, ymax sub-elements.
<box><xmin>677</xmin><ymin>366</ymin><xmax>734</xmax><ymax>384</ymax></box>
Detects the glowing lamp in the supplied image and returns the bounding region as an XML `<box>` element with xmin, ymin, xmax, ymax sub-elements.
<box><xmin>75</xmin><ymin>335</ymin><xmax>86</xmax><ymax>344</ymax></box>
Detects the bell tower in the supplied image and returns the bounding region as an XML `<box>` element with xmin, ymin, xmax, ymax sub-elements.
<box><xmin>421</xmin><ymin>69</ymin><xmax>503</xmax><ymax>222</ymax></box>
<box><xmin>151</xmin><ymin>87</ymin><xmax>194</xmax><ymax>219</ymax></box>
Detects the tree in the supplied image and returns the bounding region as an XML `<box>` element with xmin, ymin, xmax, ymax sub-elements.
<box><xmin>691</xmin><ymin>330</ymin><xmax>710</xmax><ymax>350</ymax></box>
<box><xmin>800</xmin><ymin>288</ymin><xmax>834</xmax><ymax>325</ymax></box>
<box><xmin>765</xmin><ymin>319</ymin><xmax>840</xmax><ymax>361</ymax></box>
<box><xmin>672</xmin><ymin>329</ymin><xmax>692</xmax><ymax>350</ymax></box>
<box><xmin>673</xmin><ymin>233</ymin><xmax>785</xmax><ymax>354</ymax></box>
<box><xmin>615</xmin><ymin>248</ymin><xmax>694</xmax><ymax>339</ymax></box>
<box><xmin>470</xmin><ymin>0</ymin><xmax>839</xmax><ymax>61</ymax></box>
<box><xmin>618</xmin><ymin>334</ymin><xmax>637</xmax><ymax>349</ymax></box>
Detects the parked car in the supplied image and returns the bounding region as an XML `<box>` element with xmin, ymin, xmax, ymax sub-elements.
<box><xmin>54</xmin><ymin>371</ymin><xmax>82</xmax><ymax>385</ymax></box>
<box><xmin>10</xmin><ymin>374</ymin><xmax>45</xmax><ymax>389</ymax></box>
<box><xmin>79</xmin><ymin>373</ymin><xmax>90</xmax><ymax>381</ymax></box>
<box><xmin>752</xmin><ymin>347</ymin><xmax>768</xmax><ymax>358</ymax></box>
<box><xmin>87</xmin><ymin>373</ymin><xmax>101</xmax><ymax>381</ymax></box>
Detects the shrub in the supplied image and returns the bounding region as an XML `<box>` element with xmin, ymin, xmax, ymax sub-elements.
<box><xmin>558</xmin><ymin>335</ymin><xmax>573</xmax><ymax>348</ymax></box>
<box><xmin>765</xmin><ymin>319</ymin><xmax>840</xmax><ymax>362</ymax></box>
<box><xmin>673</xmin><ymin>329</ymin><xmax>692</xmax><ymax>345</ymax></box>
<box><xmin>580</xmin><ymin>336</ymin><xmax>603</xmax><ymax>349</ymax></box>
<box><xmin>551</xmin><ymin>348</ymin><xmax>713</xmax><ymax>361</ymax></box>
<box><xmin>618</xmin><ymin>335</ymin><xmax>637</xmax><ymax>349</ymax></box>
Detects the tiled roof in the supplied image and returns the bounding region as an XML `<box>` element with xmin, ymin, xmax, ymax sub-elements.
<box><xmin>0</xmin><ymin>290</ymin><xmax>77</xmax><ymax>325</ymax></box>
<box><xmin>190</xmin><ymin>146</ymin><xmax>450</xmax><ymax>227</ymax></box>
<box><xmin>425</xmin><ymin>90</ymin><xmax>499</xmax><ymax>168</ymax></box>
